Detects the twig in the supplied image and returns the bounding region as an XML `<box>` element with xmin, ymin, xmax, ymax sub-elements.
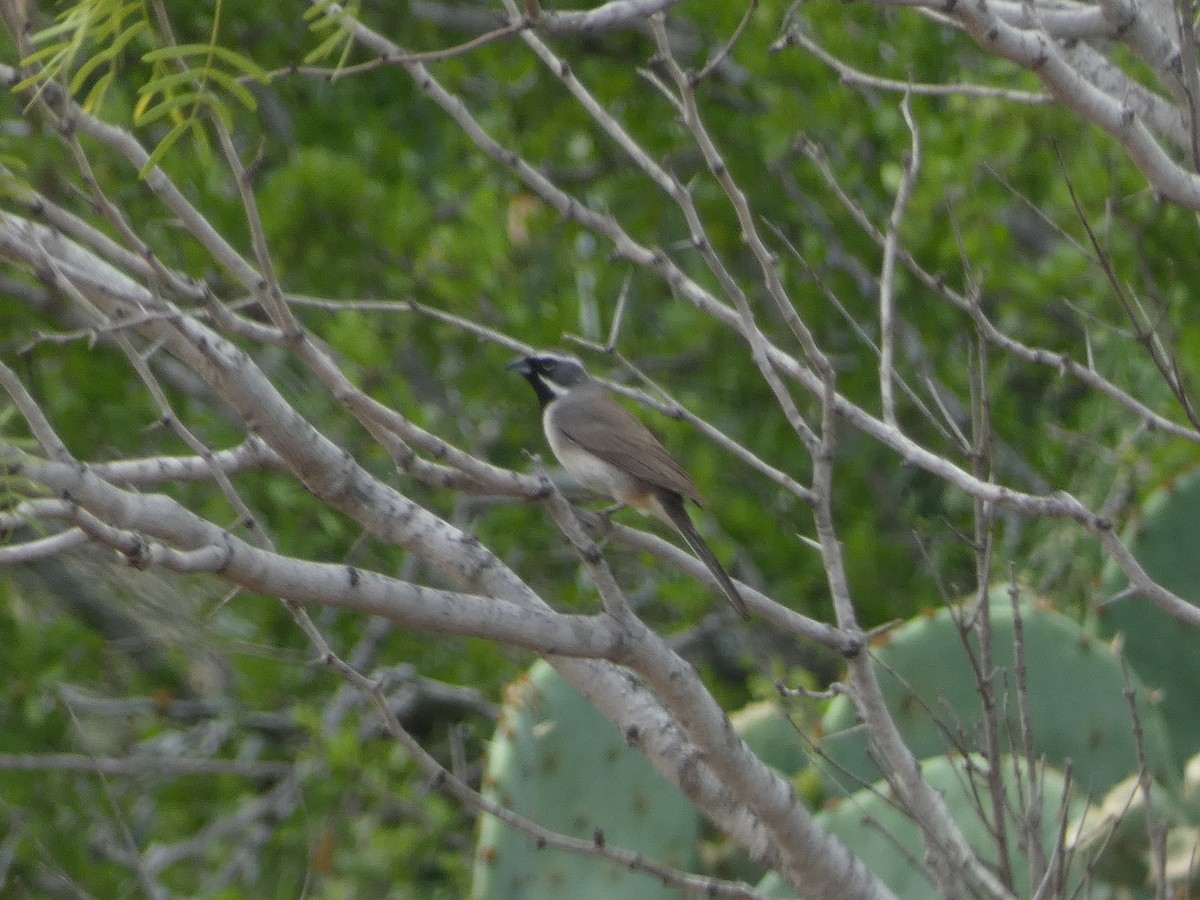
<box><xmin>1115</xmin><ymin>640</ymin><xmax>1169</xmax><ymax>898</ymax></box>
<box><xmin>304</xmin><ymin>621</ymin><xmax>759</xmax><ymax>897</ymax></box>
<box><xmin>691</xmin><ymin>0</ymin><xmax>757</xmax><ymax>85</ymax></box>
<box><xmin>0</xmin><ymin>359</ymin><xmax>72</xmax><ymax>461</ymax></box>
<box><xmin>1058</xmin><ymin>149</ymin><xmax>1200</xmax><ymax>431</ymax></box>
<box><xmin>799</xmin><ymin>137</ymin><xmax>1200</xmax><ymax>446</ymax></box>
<box><xmin>256</xmin><ymin>19</ymin><xmax>532</xmax><ymax>82</ymax></box>
<box><xmin>879</xmin><ymin>89</ymin><xmax>920</xmax><ymax>428</ymax></box>
<box><xmin>774</xmin><ymin>28</ymin><xmax>1050</xmax><ymax>104</ymax></box>
<box><xmin>0</xmin><ymin>528</ymin><xmax>87</xmax><ymax>563</ymax></box>
<box><xmin>0</xmin><ymin>753</ymin><xmax>292</xmax><ymax>779</ymax></box>
<box><xmin>651</xmin><ymin>17</ymin><xmax>824</xmax><ymax>453</ymax></box>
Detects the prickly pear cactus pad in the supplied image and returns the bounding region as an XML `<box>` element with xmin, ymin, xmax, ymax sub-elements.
<box><xmin>730</xmin><ymin>701</ymin><xmax>808</xmax><ymax>777</ymax></box>
<box><xmin>471</xmin><ymin>660</ymin><xmax>701</xmax><ymax>900</ymax></box>
<box><xmin>756</xmin><ymin>756</ymin><xmax>1105</xmax><ymax>900</ymax></box>
<box><xmin>819</xmin><ymin>590</ymin><xmax>1175</xmax><ymax>797</ymax></box>
<box><xmin>1097</xmin><ymin>467</ymin><xmax>1200</xmax><ymax>769</ymax></box>
<box><xmin>1068</xmin><ymin>773</ymin><xmax>1188</xmax><ymax>890</ymax></box>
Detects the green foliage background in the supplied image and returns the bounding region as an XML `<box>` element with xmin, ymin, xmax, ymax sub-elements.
<box><xmin>1</xmin><ymin>0</ymin><xmax>1198</xmax><ymax>896</ymax></box>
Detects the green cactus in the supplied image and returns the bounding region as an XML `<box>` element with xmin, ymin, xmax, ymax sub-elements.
<box><xmin>730</xmin><ymin>701</ymin><xmax>808</xmax><ymax>777</ymax></box>
<box><xmin>757</xmin><ymin>755</ymin><xmax>1105</xmax><ymax>899</ymax></box>
<box><xmin>819</xmin><ymin>589</ymin><xmax>1176</xmax><ymax>797</ymax></box>
<box><xmin>1062</xmin><ymin>750</ymin><xmax>1200</xmax><ymax>895</ymax></box>
<box><xmin>1185</xmin><ymin>751</ymin><xmax>1200</xmax><ymax>821</ymax></box>
<box><xmin>1096</xmin><ymin>466</ymin><xmax>1200</xmax><ymax>770</ymax></box>
<box><xmin>471</xmin><ymin>660</ymin><xmax>701</xmax><ymax>900</ymax></box>
<box><xmin>1068</xmin><ymin>772</ymin><xmax>1188</xmax><ymax>892</ymax></box>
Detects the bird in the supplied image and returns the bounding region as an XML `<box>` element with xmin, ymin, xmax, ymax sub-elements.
<box><xmin>507</xmin><ymin>352</ymin><xmax>751</xmax><ymax>620</ymax></box>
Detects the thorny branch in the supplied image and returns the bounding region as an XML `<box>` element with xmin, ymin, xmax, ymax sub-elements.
<box><xmin>1</xmin><ymin>0</ymin><xmax>1199</xmax><ymax>895</ymax></box>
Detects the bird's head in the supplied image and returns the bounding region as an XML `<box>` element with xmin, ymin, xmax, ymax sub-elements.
<box><xmin>506</xmin><ymin>353</ymin><xmax>592</xmax><ymax>406</ymax></box>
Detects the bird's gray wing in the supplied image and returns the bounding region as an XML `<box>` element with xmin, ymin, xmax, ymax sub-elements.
<box><xmin>550</xmin><ymin>386</ymin><xmax>706</xmax><ymax>506</ymax></box>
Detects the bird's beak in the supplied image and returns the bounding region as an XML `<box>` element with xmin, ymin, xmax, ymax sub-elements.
<box><xmin>505</xmin><ymin>357</ymin><xmax>533</xmax><ymax>375</ymax></box>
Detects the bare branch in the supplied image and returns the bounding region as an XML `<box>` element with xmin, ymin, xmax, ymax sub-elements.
<box><xmin>775</xmin><ymin>28</ymin><xmax>1051</xmax><ymax>104</ymax></box>
<box><xmin>0</xmin><ymin>753</ymin><xmax>292</xmax><ymax>780</ymax></box>
<box><xmin>879</xmin><ymin>91</ymin><xmax>921</xmax><ymax>428</ymax></box>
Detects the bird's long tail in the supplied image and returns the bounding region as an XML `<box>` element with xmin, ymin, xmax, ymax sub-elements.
<box><xmin>658</xmin><ymin>491</ymin><xmax>751</xmax><ymax>620</ymax></box>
